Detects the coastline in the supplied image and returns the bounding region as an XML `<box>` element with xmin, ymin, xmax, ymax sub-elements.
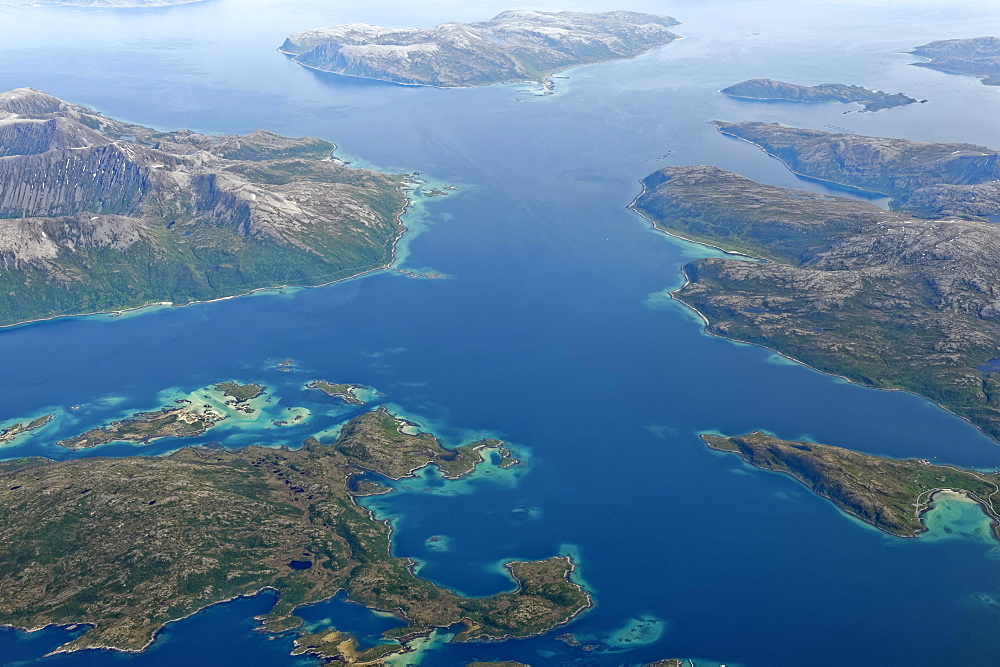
<box><xmin>712</xmin><ymin>126</ymin><xmax>898</xmax><ymax>205</ymax></box>
<box><xmin>278</xmin><ymin>34</ymin><xmax>683</xmax><ymax>92</ymax></box>
<box><xmin>720</xmin><ymin>91</ymin><xmax>915</xmax><ymax>110</ymax></box>
<box><xmin>4</xmin><ymin>432</ymin><xmax>584</xmax><ymax>657</ymax></box>
<box><xmin>0</xmin><ymin>173</ymin><xmax>424</xmax><ymax>332</ymax></box>
<box><xmin>10</xmin><ymin>586</ymin><xmax>283</xmax><ymax>657</ymax></box>
<box><xmin>627</xmin><ymin>181</ymin><xmax>758</xmax><ymax>261</ymax></box>
<box><xmin>709</xmin><ymin>434</ymin><xmax>1000</xmax><ymax>540</ymax></box>
<box><xmin>626</xmin><ymin>186</ymin><xmax>1000</xmax><ymax>447</ymax></box>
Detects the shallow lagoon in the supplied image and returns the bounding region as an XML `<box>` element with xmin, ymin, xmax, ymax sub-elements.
<box><xmin>4</xmin><ymin>0</ymin><xmax>1000</xmax><ymax>664</ymax></box>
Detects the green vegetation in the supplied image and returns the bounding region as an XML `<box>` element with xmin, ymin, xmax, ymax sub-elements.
<box><xmin>214</xmin><ymin>381</ymin><xmax>265</xmax><ymax>403</ymax></box>
<box><xmin>336</xmin><ymin>408</ymin><xmax>512</xmax><ymax>480</ymax></box>
<box><xmin>711</xmin><ymin>121</ymin><xmax>1000</xmax><ymax>219</ymax></box>
<box><xmin>0</xmin><ymin>89</ymin><xmax>408</xmax><ymax>328</ymax></box>
<box><xmin>0</xmin><ymin>414</ymin><xmax>54</xmax><ymax>445</ymax></box>
<box><xmin>704</xmin><ymin>432</ymin><xmax>1000</xmax><ymax>538</ymax></box>
<box><xmin>292</xmin><ymin>627</ymin><xmax>404</xmax><ymax>663</ymax></box>
<box><xmin>56</xmin><ymin>406</ymin><xmax>225</xmax><ymax>450</ymax></box>
<box><xmin>0</xmin><ymin>407</ymin><xmax>589</xmax><ymax>655</ymax></box>
<box><xmin>498</xmin><ymin>447</ymin><xmax>520</xmax><ymax>469</ymax></box>
<box><xmin>634</xmin><ymin>164</ymin><xmax>1000</xmax><ymax>443</ymax></box>
<box><xmin>306</xmin><ymin>380</ymin><xmax>366</xmax><ymax>405</ymax></box>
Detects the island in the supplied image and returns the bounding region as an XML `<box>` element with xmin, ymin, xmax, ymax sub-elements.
<box><xmin>0</xmin><ymin>414</ymin><xmax>54</xmax><ymax>445</ymax></box>
<box><xmin>55</xmin><ymin>381</ymin><xmax>263</xmax><ymax>449</ymax></box>
<box><xmin>711</xmin><ymin>120</ymin><xmax>1000</xmax><ymax>218</ymax></box>
<box><xmin>631</xmin><ymin>164</ymin><xmax>1000</xmax><ymax>443</ymax></box>
<box><xmin>911</xmin><ymin>37</ymin><xmax>1000</xmax><ymax>86</ymax></box>
<box><xmin>0</xmin><ymin>88</ymin><xmax>408</xmax><ymax>328</ymax></box>
<box><xmin>0</xmin><ymin>407</ymin><xmax>590</xmax><ymax>656</ymax></box>
<box><xmin>215</xmin><ymin>381</ymin><xmax>265</xmax><ymax>403</ymax></box>
<box><xmin>703</xmin><ymin>432</ymin><xmax>1000</xmax><ymax>538</ymax></box>
<box><xmin>56</xmin><ymin>404</ymin><xmax>226</xmax><ymax>450</ymax></box>
<box><xmin>722</xmin><ymin>79</ymin><xmax>918</xmax><ymax>112</ymax></box>
<box><xmin>279</xmin><ymin>10</ymin><xmax>680</xmax><ymax>88</ymax></box>
<box><xmin>306</xmin><ymin>380</ymin><xmax>367</xmax><ymax>405</ymax></box>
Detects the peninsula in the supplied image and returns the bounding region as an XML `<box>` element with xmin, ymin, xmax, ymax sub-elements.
<box><xmin>722</xmin><ymin>79</ymin><xmax>917</xmax><ymax>112</ymax></box>
<box><xmin>0</xmin><ymin>407</ymin><xmax>589</xmax><ymax>655</ymax></box>
<box><xmin>704</xmin><ymin>432</ymin><xmax>1000</xmax><ymax>538</ymax></box>
<box><xmin>712</xmin><ymin>120</ymin><xmax>1000</xmax><ymax>218</ymax></box>
<box><xmin>631</xmin><ymin>165</ymin><xmax>1000</xmax><ymax>443</ymax></box>
<box><xmin>279</xmin><ymin>10</ymin><xmax>680</xmax><ymax>88</ymax></box>
<box><xmin>911</xmin><ymin>37</ymin><xmax>1000</xmax><ymax>86</ymax></box>
<box><xmin>0</xmin><ymin>88</ymin><xmax>408</xmax><ymax>328</ymax></box>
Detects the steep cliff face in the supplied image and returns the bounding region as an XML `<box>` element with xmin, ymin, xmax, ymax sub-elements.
<box><xmin>0</xmin><ymin>88</ymin><xmax>407</xmax><ymax>326</ymax></box>
<box><xmin>713</xmin><ymin>121</ymin><xmax>1000</xmax><ymax>217</ymax></box>
<box><xmin>633</xmin><ymin>165</ymin><xmax>1000</xmax><ymax>442</ymax></box>
<box><xmin>281</xmin><ymin>10</ymin><xmax>680</xmax><ymax>87</ymax></box>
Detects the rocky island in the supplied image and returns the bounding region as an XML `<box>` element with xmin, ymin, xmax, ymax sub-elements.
<box><xmin>631</xmin><ymin>164</ymin><xmax>1000</xmax><ymax>443</ymax></box>
<box><xmin>704</xmin><ymin>432</ymin><xmax>1000</xmax><ymax>538</ymax></box>
<box><xmin>721</xmin><ymin>79</ymin><xmax>918</xmax><ymax>112</ymax></box>
<box><xmin>712</xmin><ymin>120</ymin><xmax>1000</xmax><ymax>218</ymax></box>
<box><xmin>911</xmin><ymin>37</ymin><xmax>1000</xmax><ymax>86</ymax></box>
<box><xmin>279</xmin><ymin>10</ymin><xmax>680</xmax><ymax>88</ymax></box>
<box><xmin>0</xmin><ymin>407</ymin><xmax>589</xmax><ymax>656</ymax></box>
<box><xmin>0</xmin><ymin>88</ymin><xmax>408</xmax><ymax>328</ymax></box>
<box><xmin>306</xmin><ymin>379</ymin><xmax>367</xmax><ymax>405</ymax></box>
<box><xmin>55</xmin><ymin>382</ymin><xmax>266</xmax><ymax>449</ymax></box>
<box><xmin>0</xmin><ymin>414</ymin><xmax>53</xmax><ymax>445</ymax></box>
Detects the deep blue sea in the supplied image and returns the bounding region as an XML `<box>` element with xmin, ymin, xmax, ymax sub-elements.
<box><xmin>4</xmin><ymin>0</ymin><xmax>1000</xmax><ymax>664</ymax></box>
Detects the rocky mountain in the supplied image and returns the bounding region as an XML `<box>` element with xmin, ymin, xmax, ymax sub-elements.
<box><xmin>0</xmin><ymin>88</ymin><xmax>407</xmax><ymax>327</ymax></box>
<box><xmin>911</xmin><ymin>37</ymin><xmax>1000</xmax><ymax>85</ymax></box>
<box><xmin>703</xmin><ymin>432</ymin><xmax>1000</xmax><ymax>538</ymax></box>
<box><xmin>632</xmin><ymin>165</ymin><xmax>1000</xmax><ymax>443</ymax></box>
<box><xmin>279</xmin><ymin>10</ymin><xmax>680</xmax><ymax>87</ymax></box>
<box><xmin>721</xmin><ymin>79</ymin><xmax>918</xmax><ymax>112</ymax></box>
<box><xmin>713</xmin><ymin>120</ymin><xmax>1000</xmax><ymax>218</ymax></box>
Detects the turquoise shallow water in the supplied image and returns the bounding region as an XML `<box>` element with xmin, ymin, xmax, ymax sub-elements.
<box><xmin>5</xmin><ymin>0</ymin><xmax>1000</xmax><ymax>664</ymax></box>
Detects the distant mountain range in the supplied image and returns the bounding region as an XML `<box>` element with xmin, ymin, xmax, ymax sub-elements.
<box><xmin>280</xmin><ymin>10</ymin><xmax>680</xmax><ymax>87</ymax></box>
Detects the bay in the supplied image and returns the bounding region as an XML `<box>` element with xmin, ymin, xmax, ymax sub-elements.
<box><xmin>3</xmin><ymin>0</ymin><xmax>1000</xmax><ymax>664</ymax></box>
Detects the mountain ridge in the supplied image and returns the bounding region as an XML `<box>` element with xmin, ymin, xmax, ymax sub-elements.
<box><xmin>0</xmin><ymin>88</ymin><xmax>408</xmax><ymax>327</ymax></box>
